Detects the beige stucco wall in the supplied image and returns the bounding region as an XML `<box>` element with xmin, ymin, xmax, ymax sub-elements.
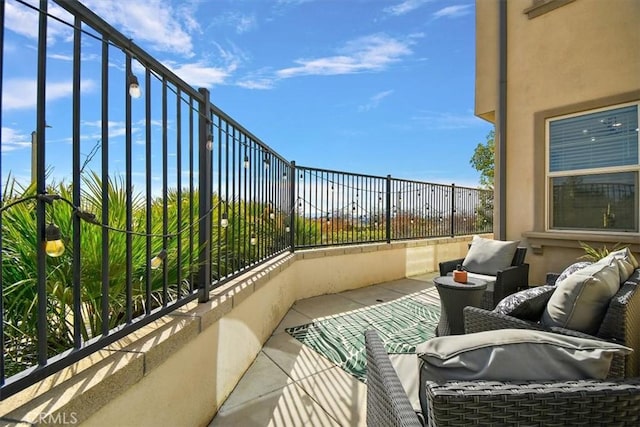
<box><xmin>1</xmin><ymin>236</ymin><xmax>475</xmax><ymax>427</ymax></box>
<box><xmin>475</xmin><ymin>0</ymin><xmax>640</xmax><ymax>282</ymax></box>
<box><xmin>474</xmin><ymin>0</ymin><xmax>498</xmax><ymax>122</ymax></box>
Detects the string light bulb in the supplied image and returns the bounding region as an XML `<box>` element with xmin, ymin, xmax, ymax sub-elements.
<box><xmin>269</xmin><ymin>212</ymin><xmax>275</xmax><ymax>220</ymax></box>
<box><xmin>250</xmin><ymin>233</ymin><xmax>257</xmax><ymax>246</ymax></box>
<box><xmin>206</xmin><ymin>133</ymin><xmax>213</xmax><ymax>151</ymax></box>
<box><xmin>129</xmin><ymin>74</ymin><xmax>141</xmax><ymax>99</ymax></box>
<box><xmin>285</xmin><ymin>224</ymin><xmax>291</xmax><ymax>233</ymax></box>
<box><xmin>150</xmin><ymin>249</ymin><xmax>167</xmax><ymax>270</ymax></box>
<box><xmin>263</xmin><ymin>155</ymin><xmax>270</xmax><ymax>169</ymax></box>
<box><xmin>45</xmin><ymin>223</ymin><xmax>65</xmax><ymax>257</ymax></box>
<box><xmin>220</xmin><ymin>212</ymin><xmax>229</xmax><ymax>228</ymax></box>
<box><xmin>243</xmin><ymin>155</ymin><xmax>249</xmax><ymax>169</ymax></box>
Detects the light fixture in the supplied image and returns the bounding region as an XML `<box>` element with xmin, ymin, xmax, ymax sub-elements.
<box><xmin>269</xmin><ymin>212</ymin><xmax>275</xmax><ymax>220</ymax></box>
<box><xmin>285</xmin><ymin>224</ymin><xmax>291</xmax><ymax>233</ymax></box>
<box><xmin>250</xmin><ymin>233</ymin><xmax>257</xmax><ymax>245</ymax></box>
<box><xmin>220</xmin><ymin>212</ymin><xmax>229</xmax><ymax>228</ymax></box>
<box><xmin>206</xmin><ymin>134</ymin><xmax>213</xmax><ymax>151</ymax></box>
<box><xmin>326</xmin><ymin>215</ymin><xmax>331</xmax><ymax>224</ymax></box>
<box><xmin>150</xmin><ymin>249</ymin><xmax>167</xmax><ymax>270</ymax></box>
<box><xmin>282</xmin><ymin>171</ymin><xmax>287</xmax><ymax>180</ymax></box>
<box><xmin>129</xmin><ymin>74</ymin><xmax>141</xmax><ymax>99</ymax></box>
<box><xmin>243</xmin><ymin>155</ymin><xmax>249</xmax><ymax>169</ymax></box>
<box><xmin>45</xmin><ymin>223</ymin><xmax>65</xmax><ymax>257</ymax></box>
<box><xmin>263</xmin><ymin>155</ymin><xmax>270</xmax><ymax>169</ymax></box>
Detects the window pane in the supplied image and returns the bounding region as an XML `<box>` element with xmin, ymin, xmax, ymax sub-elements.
<box><xmin>549</xmin><ymin>105</ymin><xmax>638</xmax><ymax>172</ymax></box>
<box><xmin>551</xmin><ymin>172</ymin><xmax>637</xmax><ymax>232</ymax></box>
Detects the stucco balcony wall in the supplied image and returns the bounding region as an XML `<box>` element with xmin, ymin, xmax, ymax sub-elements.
<box><xmin>0</xmin><ymin>235</ymin><xmax>477</xmax><ymax>427</ymax></box>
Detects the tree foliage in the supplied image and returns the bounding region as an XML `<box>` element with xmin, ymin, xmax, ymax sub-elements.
<box><xmin>470</xmin><ymin>129</ymin><xmax>495</xmax><ymax>189</ymax></box>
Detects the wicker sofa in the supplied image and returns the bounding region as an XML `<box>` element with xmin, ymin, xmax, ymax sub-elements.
<box><xmin>464</xmin><ymin>267</ymin><xmax>640</xmax><ymax>378</ymax></box>
<box><xmin>365</xmin><ymin>329</ymin><xmax>640</xmax><ymax>426</ymax></box>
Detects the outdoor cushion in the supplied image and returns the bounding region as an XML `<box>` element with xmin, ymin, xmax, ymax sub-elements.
<box><xmin>541</xmin><ymin>257</ymin><xmax>620</xmax><ymax>334</ymax></box>
<box><xmin>555</xmin><ymin>261</ymin><xmax>593</xmax><ymax>284</ymax></box>
<box><xmin>416</xmin><ymin>329</ymin><xmax>632</xmax><ymax>383</ymax></box>
<box><xmin>600</xmin><ymin>247</ymin><xmax>639</xmax><ymax>284</ymax></box>
<box><xmin>493</xmin><ymin>285</ymin><xmax>555</xmax><ymax>321</ymax></box>
<box><xmin>462</xmin><ymin>235</ymin><xmax>520</xmax><ymax>276</ymax></box>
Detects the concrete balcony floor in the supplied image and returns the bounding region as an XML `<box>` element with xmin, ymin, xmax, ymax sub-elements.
<box><xmin>209</xmin><ymin>271</ymin><xmax>440</xmax><ymax>426</ymax></box>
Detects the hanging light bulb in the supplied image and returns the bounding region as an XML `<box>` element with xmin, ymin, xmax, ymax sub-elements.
<box><xmin>285</xmin><ymin>224</ymin><xmax>291</xmax><ymax>233</ymax></box>
<box><xmin>206</xmin><ymin>133</ymin><xmax>213</xmax><ymax>151</ymax></box>
<box><xmin>150</xmin><ymin>249</ymin><xmax>167</xmax><ymax>270</ymax></box>
<box><xmin>129</xmin><ymin>74</ymin><xmax>141</xmax><ymax>98</ymax></box>
<box><xmin>45</xmin><ymin>223</ymin><xmax>65</xmax><ymax>257</ymax></box>
<box><xmin>326</xmin><ymin>215</ymin><xmax>331</xmax><ymax>224</ymax></box>
<box><xmin>269</xmin><ymin>212</ymin><xmax>275</xmax><ymax>220</ymax></box>
<box><xmin>250</xmin><ymin>233</ymin><xmax>257</xmax><ymax>246</ymax></box>
<box><xmin>244</xmin><ymin>155</ymin><xmax>249</xmax><ymax>169</ymax></box>
<box><xmin>282</xmin><ymin>171</ymin><xmax>287</xmax><ymax>180</ymax></box>
<box><xmin>220</xmin><ymin>212</ymin><xmax>229</xmax><ymax>228</ymax></box>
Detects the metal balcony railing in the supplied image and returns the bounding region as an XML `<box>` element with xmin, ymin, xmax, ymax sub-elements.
<box><xmin>0</xmin><ymin>0</ymin><xmax>493</xmax><ymax>400</ymax></box>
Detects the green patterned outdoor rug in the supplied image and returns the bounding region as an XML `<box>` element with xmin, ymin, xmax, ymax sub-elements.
<box><xmin>286</xmin><ymin>293</ymin><xmax>440</xmax><ymax>382</ymax></box>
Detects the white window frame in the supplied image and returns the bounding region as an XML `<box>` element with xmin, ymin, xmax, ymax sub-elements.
<box><xmin>545</xmin><ymin>101</ymin><xmax>640</xmax><ymax>234</ymax></box>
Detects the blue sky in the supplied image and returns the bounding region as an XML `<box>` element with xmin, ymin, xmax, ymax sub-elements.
<box><xmin>1</xmin><ymin>0</ymin><xmax>494</xmax><ymax>191</ymax></box>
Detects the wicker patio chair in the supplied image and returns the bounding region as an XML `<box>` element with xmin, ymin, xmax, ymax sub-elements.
<box><xmin>464</xmin><ymin>268</ymin><xmax>640</xmax><ymax>378</ymax></box>
<box><xmin>365</xmin><ymin>329</ymin><xmax>423</xmax><ymax>426</ymax></box>
<box><xmin>439</xmin><ymin>247</ymin><xmax>529</xmax><ymax>310</ymax></box>
<box><xmin>365</xmin><ymin>329</ymin><xmax>640</xmax><ymax>427</ymax></box>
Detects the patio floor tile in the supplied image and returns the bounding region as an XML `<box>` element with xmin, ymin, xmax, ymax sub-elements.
<box><xmin>209</xmin><ymin>382</ymin><xmax>340</xmax><ymax>427</ymax></box>
<box><xmin>209</xmin><ymin>274</ymin><xmax>439</xmax><ymax>426</ymax></box>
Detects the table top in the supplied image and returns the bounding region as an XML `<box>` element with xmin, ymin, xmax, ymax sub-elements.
<box><xmin>433</xmin><ymin>275</ymin><xmax>487</xmax><ymax>290</ymax></box>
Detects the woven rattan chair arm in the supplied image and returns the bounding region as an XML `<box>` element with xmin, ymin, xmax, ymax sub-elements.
<box><xmin>463</xmin><ymin>306</ymin><xmax>546</xmax><ymax>334</ymax></box>
<box><xmin>490</xmin><ymin>263</ymin><xmax>530</xmax><ymax>305</ymax></box>
<box><xmin>439</xmin><ymin>258</ymin><xmax>465</xmax><ymax>276</ymax></box>
<box><xmin>424</xmin><ymin>379</ymin><xmax>640</xmax><ymax>426</ymax></box>
<box><xmin>365</xmin><ymin>329</ymin><xmax>423</xmax><ymax>426</ymax></box>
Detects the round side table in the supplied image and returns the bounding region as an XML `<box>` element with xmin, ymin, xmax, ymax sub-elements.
<box><xmin>433</xmin><ymin>276</ymin><xmax>487</xmax><ymax>336</ymax></box>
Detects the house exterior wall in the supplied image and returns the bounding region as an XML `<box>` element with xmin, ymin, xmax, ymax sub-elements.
<box><xmin>475</xmin><ymin>0</ymin><xmax>640</xmax><ymax>283</ymax></box>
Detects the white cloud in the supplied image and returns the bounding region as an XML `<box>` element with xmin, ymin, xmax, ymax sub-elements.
<box><xmin>277</xmin><ymin>34</ymin><xmax>413</xmax><ymax>78</ymax></box>
<box><xmin>433</xmin><ymin>5</ymin><xmax>473</xmax><ymax>19</ymax></box>
<box><xmin>2</xmin><ymin>78</ymin><xmax>97</xmax><ymax>111</ymax></box>
<box><xmin>212</xmin><ymin>12</ymin><xmax>257</xmax><ymax>34</ymax></box>
<box><xmin>358</xmin><ymin>90</ymin><xmax>394</xmax><ymax>112</ymax></box>
<box><xmin>1</xmin><ymin>127</ymin><xmax>31</xmax><ymax>153</ymax></box>
<box><xmin>236</xmin><ymin>77</ymin><xmax>276</xmax><ymax>90</ymax></box>
<box><xmin>412</xmin><ymin>111</ymin><xmax>484</xmax><ymax>130</ymax></box>
<box><xmin>5</xmin><ymin>0</ymin><xmax>74</xmax><ymax>43</ymax></box>
<box><xmin>80</xmin><ymin>0</ymin><xmax>195</xmax><ymax>57</ymax></box>
<box><xmin>384</xmin><ymin>0</ymin><xmax>433</xmax><ymax>16</ymax></box>
<box><xmin>81</xmin><ymin>120</ymin><xmax>142</xmax><ymax>140</ymax></box>
<box><xmin>164</xmin><ymin>61</ymin><xmax>234</xmax><ymax>88</ymax></box>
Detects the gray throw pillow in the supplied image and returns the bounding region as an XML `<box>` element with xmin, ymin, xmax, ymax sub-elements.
<box><xmin>416</xmin><ymin>329</ymin><xmax>631</xmax><ymax>382</ymax></box>
<box><xmin>555</xmin><ymin>261</ymin><xmax>593</xmax><ymax>284</ymax></box>
<box><xmin>541</xmin><ymin>258</ymin><xmax>620</xmax><ymax>334</ymax></box>
<box><xmin>600</xmin><ymin>247</ymin><xmax>639</xmax><ymax>284</ymax></box>
<box><xmin>461</xmin><ymin>235</ymin><xmax>520</xmax><ymax>275</ymax></box>
<box><xmin>493</xmin><ymin>285</ymin><xmax>555</xmax><ymax>321</ymax></box>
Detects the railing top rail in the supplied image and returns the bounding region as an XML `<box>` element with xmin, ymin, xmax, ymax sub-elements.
<box><xmin>53</xmin><ymin>0</ymin><xmax>202</xmax><ymax>100</ymax></box>
<box><xmin>296</xmin><ymin>164</ymin><xmax>388</xmax><ymax>180</ymax></box>
<box><xmin>296</xmin><ymin>165</ymin><xmax>492</xmax><ymax>192</ymax></box>
<box><xmin>54</xmin><ymin>0</ymin><xmax>291</xmax><ymax>169</ymax></box>
<box><xmin>204</xmin><ymin>103</ymin><xmax>291</xmax><ymax>166</ymax></box>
